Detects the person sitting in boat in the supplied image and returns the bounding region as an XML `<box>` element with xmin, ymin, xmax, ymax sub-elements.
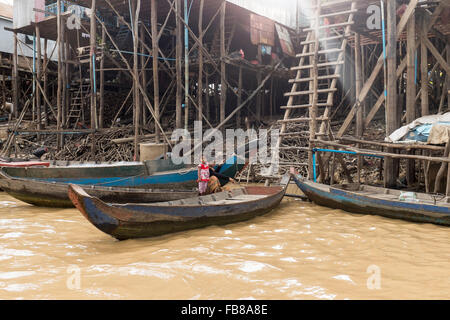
<box><xmin>198</xmin><ymin>157</ymin><xmax>210</xmax><ymax>196</ymax></box>
<box><xmin>197</xmin><ymin>157</ymin><xmax>236</xmax><ymax>195</ymax></box>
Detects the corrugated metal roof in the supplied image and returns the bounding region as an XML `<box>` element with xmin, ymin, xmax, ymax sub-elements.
<box><xmin>227</xmin><ymin>0</ymin><xmax>308</xmax><ymax>29</ymax></box>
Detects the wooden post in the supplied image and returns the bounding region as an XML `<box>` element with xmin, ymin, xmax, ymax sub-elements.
<box><xmin>141</xmin><ymin>24</ymin><xmax>147</xmax><ymax>127</ymax></box>
<box><xmin>420</xmin><ymin>19</ymin><xmax>429</xmax><ymax>116</ymax></box>
<box><xmin>99</xmin><ymin>27</ymin><xmax>105</xmax><ymax>128</ymax></box>
<box><xmin>406</xmin><ymin>11</ymin><xmax>416</xmax><ymax>186</ymax></box>
<box><xmin>237</xmin><ymin>66</ymin><xmax>242</xmax><ymax>127</ymax></box>
<box><xmin>35</xmin><ymin>25</ymin><xmax>42</xmax><ymax>131</ymax></box>
<box><xmin>12</xmin><ymin>32</ymin><xmax>19</xmax><ymax>119</ymax></box>
<box><xmin>256</xmin><ymin>45</ymin><xmax>262</xmax><ymax>122</ymax></box>
<box><xmin>384</xmin><ymin>0</ymin><xmax>398</xmax><ymax>188</ymax></box>
<box><xmin>355</xmin><ymin>33</ymin><xmax>363</xmax><ymax>184</ymax></box>
<box><xmin>447</xmin><ymin>40</ymin><xmax>450</xmax><ymax>109</ymax></box>
<box><xmin>434</xmin><ymin>142</ymin><xmax>450</xmax><ymax>193</ymax></box>
<box><xmin>1</xmin><ymin>70</ymin><xmax>5</xmax><ymax>114</ymax></box>
<box><xmin>175</xmin><ymin>0</ymin><xmax>183</xmax><ymax>128</ymax></box>
<box><xmin>151</xmin><ymin>0</ymin><xmax>160</xmax><ymax>141</ymax></box>
<box><xmin>133</xmin><ymin>0</ymin><xmax>141</xmax><ymax>160</ymax></box>
<box><xmin>62</xmin><ymin>25</ymin><xmax>68</xmax><ymax>128</ymax></box>
<box><xmin>205</xmin><ymin>70</ymin><xmax>210</xmax><ymax>121</ymax></box>
<box><xmin>308</xmin><ymin>1</ymin><xmax>319</xmax><ymax>180</ymax></box>
<box><xmin>43</xmin><ymin>38</ymin><xmax>48</xmax><ymax>126</ymax></box>
<box><xmin>220</xmin><ymin>1</ymin><xmax>226</xmax><ymax>123</ymax></box>
<box><xmin>56</xmin><ymin>0</ymin><xmax>63</xmax><ymax>149</ymax></box>
<box><xmin>90</xmin><ymin>0</ymin><xmax>98</xmax><ymax>130</ymax></box>
<box><xmin>197</xmin><ymin>0</ymin><xmax>204</xmax><ymax>124</ymax></box>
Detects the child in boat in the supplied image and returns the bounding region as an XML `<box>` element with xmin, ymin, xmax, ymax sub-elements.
<box><xmin>198</xmin><ymin>157</ymin><xmax>210</xmax><ymax>196</ymax></box>
<box><xmin>198</xmin><ymin>157</ymin><xmax>236</xmax><ymax>195</ymax></box>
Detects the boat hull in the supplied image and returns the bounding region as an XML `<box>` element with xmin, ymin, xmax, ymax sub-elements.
<box><xmin>292</xmin><ymin>175</ymin><xmax>450</xmax><ymax>226</ymax></box>
<box><xmin>69</xmin><ymin>185</ymin><xmax>286</xmax><ymax>240</ymax></box>
<box><xmin>0</xmin><ymin>174</ymin><xmax>197</xmax><ymax>208</ymax></box>
<box><xmin>1</xmin><ymin>158</ymin><xmax>187</xmax><ymax>180</ymax></box>
<box><xmin>2</xmin><ymin>156</ymin><xmax>245</xmax><ymax>189</ymax></box>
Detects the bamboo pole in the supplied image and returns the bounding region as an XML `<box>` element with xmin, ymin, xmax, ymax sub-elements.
<box><xmin>57</xmin><ymin>0</ymin><xmax>63</xmax><ymax>149</ymax></box>
<box><xmin>384</xmin><ymin>0</ymin><xmax>398</xmax><ymax>188</ymax></box>
<box><xmin>420</xmin><ymin>25</ymin><xmax>429</xmax><ymax>117</ymax></box>
<box><xmin>406</xmin><ymin>12</ymin><xmax>416</xmax><ymax>186</ymax></box>
<box><xmin>355</xmin><ymin>33</ymin><xmax>363</xmax><ymax>184</ymax></box>
<box><xmin>198</xmin><ymin>0</ymin><xmax>204</xmax><ymax>124</ymax></box>
<box><xmin>220</xmin><ymin>1</ymin><xmax>227</xmax><ymax>123</ymax></box>
<box><xmin>12</xmin><ymin>32</ymin><xmax>18</xmax><ymax>119</ymax></box>
<box><xmin>151</xmin><ymin>0</ymin><xmax>160</xmax><ymax>141</ymax></box>
<box><xmin>133</xmin><ymin>0</ymin><xmax>142</xmax><ymax>160</ymax></box>
<box><xmin>90</xmin><ymin>0</ymin><xmax>97</xmax><ymax>130</ymax></box>
<box><xmin>99</xmin><ymin>27</ymin><xmax>105</xmax><ymax>128</ymax></box>
<box><xmin>43</xmin><ymin>38</ymin><xmax>48</xmax><ymax>126</ymax></box>
<box><xmin>175</xmin><ymin>0</ymin><xmax>182</xmax><ymax>128</ymax></box>
<box><xmin>237</xmin><ymin>66</ymin><xmax>242</xmax><ymax>127</ymax></box>
<box><xmin>35</xmin><ymin>25</ymin><xmax>42</xmax><ymax>132</ymax></box>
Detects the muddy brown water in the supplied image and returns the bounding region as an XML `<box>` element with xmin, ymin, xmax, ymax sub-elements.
<box><xmin>0</xmin><ymin>192</ymin><xmax>449</xmax><ymax>300</ymax></box>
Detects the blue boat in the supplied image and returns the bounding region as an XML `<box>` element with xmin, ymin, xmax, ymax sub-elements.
<box><xmin>292</xmin><ymin>174</ymin><xmax>450</xmax><ymax>227</ymax></box>
<box><xmin>25</xmin><ymin>155</ymin><xmax>245</xmax><ymax>189</ymax></box>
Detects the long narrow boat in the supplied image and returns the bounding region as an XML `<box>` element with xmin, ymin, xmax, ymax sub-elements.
<box><xmin>6</xmin><ymin>155</ymin><xmax>245</xmax><ymax>189</ymax></box>
<box><xmin>0</xmin><ymin>171</ymin><xmax>197</xmax><ymax>208</ymax></box>
<box><xmin>0</xmin><ymin>155</ymin><xmax>245</xmax><ymax>206</ymax></box>
<box><xmin>1</xmin><ymin>158</ymin><xmax>187</xmax><ymax>180</ymax></box>
<box><xmin>68</xmin><ymin>176</ymin><xmax>290</xmax><ymax>240</ymax></box>
<box><xmin>292</xmin><ymin>174</ymin><xmax>450</xmax><ymax>226</ymax></box>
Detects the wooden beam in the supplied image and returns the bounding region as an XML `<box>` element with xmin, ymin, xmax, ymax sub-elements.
<box><xmin>421</xmin><ymin>35</ymin><xmax>450</xmax><ymax>76</ymax></box>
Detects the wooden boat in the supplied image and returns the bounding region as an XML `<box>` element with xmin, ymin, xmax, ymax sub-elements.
<box><xmin>0</xmin><ymin>171</ymin><xmax>197</xmax><ymax>208</ymax></box>
<box><xmin>1</xmin><ymin>158</ymin><xmax>187</xmax><ymax>180</ymax></box>
<box><xmin>2</xmin><ymin>155</ymin><xmax>245</xmax><ymax>189</ymax></box>
<box><xmin>68</xmin><ymin>176</ymin><xmax>290</xmax><ymax>240</ymax></box>
<box><xmin>292</xmin><ymin>174</ymin><xmax>450</xmax><ymax>227</ymax></box>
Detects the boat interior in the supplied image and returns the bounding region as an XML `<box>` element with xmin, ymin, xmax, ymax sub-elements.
<box><xmin>330</xmin><ymin>183</ymin><xmax>450</xmax><ymax>206</ymax></box>
<box><xmin>111</xmin><ymin>186</ymin><xmax>283</xmax><ymax>208</ymax></box>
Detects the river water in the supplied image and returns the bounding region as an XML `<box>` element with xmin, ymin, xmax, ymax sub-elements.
<box><xmin>0</xmin><ymin>192</ymin><xmax>449</xmax><ymax>300</ymax></box>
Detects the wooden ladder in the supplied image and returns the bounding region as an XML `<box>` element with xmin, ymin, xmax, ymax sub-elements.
<box><xmin>276</xmin><ymin>0</ymin><xmax>357</xmax><ymax>178</ymax></box>
<box><xmin>67</xmin><ymin>80</ymin><xmax>90</xmax><ymax>129</ymax></box>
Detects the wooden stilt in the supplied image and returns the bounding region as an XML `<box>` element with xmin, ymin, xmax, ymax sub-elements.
<box><xmin>151</xmin><ymin>0</ymin><xmax>160</xmax><ymax>142</ymax></box>
<box><xmin>133</xmin><ymin>0</ymin><xmax>142</xmax><ymax>160</ymax></box>
<box><xmin>35</xmin><ymin>25</ymin><xmax>42</xmax><ymax>132</ymax></box>
<box><xmin>406</xmin><ymin>12</ymin><xmax>416</xmax><ymax>186</ymax></box>
<box><xmin>220</xmin><ymin>1</ymin><xmax>226</xmax><ymax>124</ymax></box>
<box><xmin>355</xmin><ymin>33</ymin><xmax>363</xmax><ymax>184</ymax></box>
<box><xmin>197</xmin><ymin>0</ymin><xmax>204</xmax><ymax>124</ymax></box>
<box><xmin>12</xmin><ymin>32</ymin><xmax>19</xmax><ymax>119</ymax></box>
<box><xmin>384</xmin><ymin>0</ymin><xmax>398</xmax><ymax>188</ymax></box>
<box><xmin>99</xmin><ymin>27</ymin><xmax>105</xmax><ymax>128</ymax></box>
<box><xmin>175</xmin><ymin>0</ymin><xmax>182</xmax><ymax>129</ymax></box>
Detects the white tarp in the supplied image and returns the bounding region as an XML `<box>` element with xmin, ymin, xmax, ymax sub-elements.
<box><xmin>387</xmin><ymin>112</ymin><xmax>450</xmax><ymax>144</ymax></box>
